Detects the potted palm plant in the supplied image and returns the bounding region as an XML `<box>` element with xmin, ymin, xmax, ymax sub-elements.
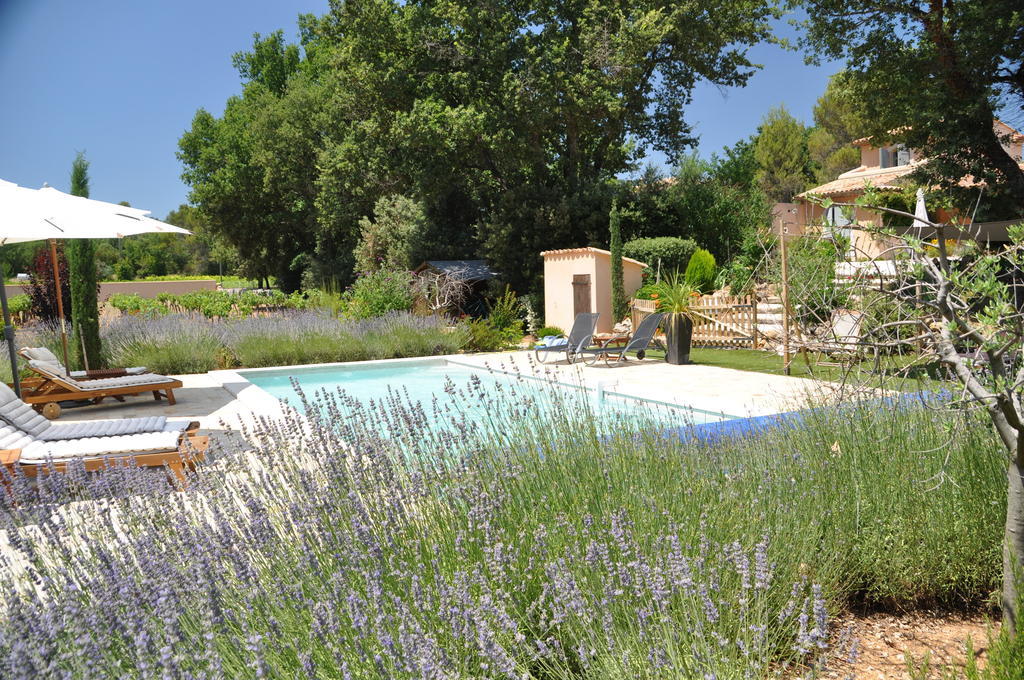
<box><xmin>651</xmin><ymin>274</ymin><xmax>698</xmax><ymax>365</ymax></box>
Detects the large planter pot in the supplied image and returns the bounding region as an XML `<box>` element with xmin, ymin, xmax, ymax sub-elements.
<box><xmin>664</xmin><ymin>313</ymin><xmax>693</xmax><ymax>365</ymax></box>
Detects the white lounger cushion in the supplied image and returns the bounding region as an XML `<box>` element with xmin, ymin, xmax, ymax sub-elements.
<box><xmin>20</xmin><ymin>347</ymin><xmax>147</xmax><ymax>376</ymax></box>
<box><xmin>0</xmin><ymin>386</ymin><xmax>51</xmax><ymax>436</ymax></box>
<box><xmin>38</xmin><ymin>416</ymin><xmax>169</xmax><ymax>441</ymax></box>
<box><xmin>70</xmin><ymin>368</ymin><xmax>146</xmax><ymax>377</ymax></box>
<box><xmin>27</xmin><ymin>361</ymin><xmax>175</xmax><ymax>389</ymax></box>
<box><xmin>19</xmin><ymin>431</ymin><xmax>182</xmax><ymax>463</ymax></box>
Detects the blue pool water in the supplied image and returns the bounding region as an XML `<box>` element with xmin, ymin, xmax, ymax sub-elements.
<box><xmin>241</xmin><ymin>359</ymin><xmax>732</xmax><ymax>432</ymax></box>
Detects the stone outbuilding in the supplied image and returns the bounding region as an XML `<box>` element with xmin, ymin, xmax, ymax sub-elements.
<box><xmin>540</xmin><ymin>247</ymin><xmax>647</xmax><ymax>334</ymax></box>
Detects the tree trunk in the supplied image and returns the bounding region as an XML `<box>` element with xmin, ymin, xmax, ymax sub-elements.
<box><xmin>1005</xmin><ymin>455</ymin><xmax>1024</xmax><ymax>635</ymax></box>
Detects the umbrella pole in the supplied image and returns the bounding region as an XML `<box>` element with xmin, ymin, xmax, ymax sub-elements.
<box><xmin>48</xmin><ymin>239</ymin><xmax>70</xmax><ymax>375</ymax></box>
<box><xmin>0</xmin><ymin>258</ymin><xmax>21</xmax><ymax>398</ymax></box>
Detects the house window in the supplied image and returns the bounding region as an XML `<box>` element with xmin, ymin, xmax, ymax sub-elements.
<box><xmin>824</xmin><ymin>206</ymin><xmax>856</xmax><ymax>259</ymax></box>
<box><xmin>880</xmin><ymin>144</ymin><xmax>910</xmax><ymax>168</ymax></box>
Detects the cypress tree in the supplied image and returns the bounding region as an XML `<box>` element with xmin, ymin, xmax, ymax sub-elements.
<box><xmin>609</xmin><ymin>199</ymin><xmax>628</xmax><ymax>322</ymax></box>
<box><xmin>67</xmin><ymin>152</ymin><xmax>102</xmax><ymax>369</ymax></box>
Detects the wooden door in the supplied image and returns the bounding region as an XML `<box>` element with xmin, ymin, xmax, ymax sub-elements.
<box><xmin>572</xmin><ymin>274</ymin><xmax>591</xmax><ymax>315</ymax></box>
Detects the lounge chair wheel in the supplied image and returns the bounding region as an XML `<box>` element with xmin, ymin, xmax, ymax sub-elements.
<box><xmin>636</xmin><ymin>350</ymin><xmax>645</xmax><ymax>360</ymax></box>
<box><xmin>41</xmin><ymin>403</ymin><xmax>61</xmax><ymax>420</ymax></box>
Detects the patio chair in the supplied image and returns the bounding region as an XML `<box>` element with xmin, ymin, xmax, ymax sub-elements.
<box><xmin>19</xmin><ymin>346</ymin><xmax>148</xmax><ymax>379</ymax></box>
<box><xmin>579</xmin><ymin>313</ymin><xmax>664</xmax><ymax>366</ymax></box>
<box><xmin>534</xmin><ymin>312</ymin><xmax>600</xmax><ymax>364</ymax></box>
<box><xmin>0</xmin><ymin>382</ymin><xmax>205</xmax><ymax>483</ymax></box>
<box><xmin>16</xmin><ymin>349</ymin><xmax>182</xmax><ymax>419</ymax></box>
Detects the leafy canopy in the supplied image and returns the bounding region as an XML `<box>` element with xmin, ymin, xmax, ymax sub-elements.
<box><xmin>796</xmin><ymin>0</ymin><xmax>1024</xmax><ymax>213</ymax></box>
<box><xmin>180</xmin><ymin>0</ymin><xmax>782</xmax><ymax>293</ymax></box>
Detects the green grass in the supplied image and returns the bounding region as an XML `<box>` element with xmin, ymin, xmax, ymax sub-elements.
<box><xmin>638</xmin><ymin>346</ymin><xmax>948</xmax><ymax>390</ymax></box>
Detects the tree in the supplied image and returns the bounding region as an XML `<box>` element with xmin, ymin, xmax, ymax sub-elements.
<box><xmin>807</xmin><ymin>72</ymin><xmax>868</xmax><ymax>183</ymax></box>
<box><xmin>609</xmin><ymin>199</ymin><xmax>628</xmax><ymax>322</ymax></box>
<box><xmin>182</xmin><ymin>1</ymin><xmax>783</xmax><ymax>294</ymax></box>
<box><xmin>797</xmin><ymin>0</ymin><xmax>1024</xmax><ymax>212</ymax></box>
<box><xmin>179</xmin><ymin>31</ymin><xmax>320</xmax><ymax>292</ymax></box>
<box><xmin>812</xmin><ymin>192</ymin><xmax>1024</xmax><ymax>635</ymax></box>
<box><xmin>66</xmin><ymin>152</ymin><xmax>102</xmax><ymax>369</ymax></box>
<box><xmin>652</xmin><ymin>154</ymin><xmax>770</xmax><ymax>263</ymax></box>
<box><xmin>23</xmin><ymin>244</ymin><xmax>71</xmax><ymax>324</ymax></box>
<box><xmin>754</xmin><ymin>106</ymin><xmax>811</xmax><ymax>202</ymax></box>
<box><xmin>353</xmin><ymin>195</ymin><xmax>428</xmax><ymax>274</ymax></box>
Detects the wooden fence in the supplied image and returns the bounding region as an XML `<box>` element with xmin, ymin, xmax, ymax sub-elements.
<box><xmin>631</xmin><ymin>295</ymin><xmax>760</xmax><ymax>349</ymax></box>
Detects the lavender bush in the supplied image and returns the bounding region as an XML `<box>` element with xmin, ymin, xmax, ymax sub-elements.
<box><xmin>0</xmin><ymin>369</ymin><xmax>1006</xmax><ymax>678</ymax></box>
<box><xmin>97</xmin><ymin>311</ymin><xmax>465</xmax><ymax>374</ymax></box>
<box><xmin>0</xmin><ymin>311</ymin><xmax>464</xmax><ymax>378</ymax></box>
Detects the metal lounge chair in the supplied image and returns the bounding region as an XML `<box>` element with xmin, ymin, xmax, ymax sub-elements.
<box><xmin>15</xmin><ymin>347</ymin><xmax>182</xmax><ymax>419</ymax></box>
<box><xmin>0</xmin><ymin>382</ymin><xmax>206</xmax><ymax>483</ymax></box>
<box><xmin>534</xmin><ymin>312</ymin><xmax>600</xmax><ymax>364</ymax></box>
<box><xmin>579</xmin><ymin>312</ymin><xmax>664</xmax><ymax>366</ymax></box>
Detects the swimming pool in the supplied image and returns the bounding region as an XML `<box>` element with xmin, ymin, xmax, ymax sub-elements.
<box><xmin>240</xmin><ymin>358</ymin><xmax>734</xmax><ymax>435</ymax></box>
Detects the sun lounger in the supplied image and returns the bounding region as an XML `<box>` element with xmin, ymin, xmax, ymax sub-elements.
<box><xmin>14</xmin><ymin>348</ymin><xmax>182</xmax><ymax>419</ymax></box>
<box><xmin>578</xmin><ymin>313</ymin><xmax>664</xmax><ymax>366</ymax></box>
<box><xmin>0</xmin><ymin>382</ymin><xmax>205</xmax><ymax>482</ymax></box>
<box><xmin>18</xmin><ymin>346</ymin><xmax>147</xmax><ymax>379</ymax></box>
<box><xmin>534</xmin><ymin>312</ymin><xmax>600</xmax><ymax>364</ymax></box>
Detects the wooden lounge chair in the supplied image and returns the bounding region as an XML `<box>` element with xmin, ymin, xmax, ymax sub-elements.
<box><xmin>19</xmin><ymin>347</ymin><xmax>149</xmax><ymax>380</ymax></box>
<box><xmin>0</xmin><ymin>382</ymin><xmax>205</xmax><ymax>483</ymax></box>
<box><xmin>15</xmin><ymin>347</ymin><xmax>182</xmax><ymax>419</ymax></box>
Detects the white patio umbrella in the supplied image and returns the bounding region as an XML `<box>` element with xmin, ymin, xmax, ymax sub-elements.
<box><xmin>0</xmin><ymin>179</ymin><xmax>191</xmax><ymax>396</ymax></box>
<box><xmin>913</xmin><ymin>188</ymin><xmax>930</xmax><ymax>229</ymax></box>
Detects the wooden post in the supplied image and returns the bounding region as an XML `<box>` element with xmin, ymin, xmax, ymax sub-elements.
<box><xmin>48</xmin><ymin>239</ymin><xmax>71</xmax><ymax>374</ymax></box>
<box><xmin>751</xmin><ymin>294</ymin><xmax>759</xmax><ymax>350</ymax></box>
<box><xmin>780</xmin><ymin>227</ymin><xmax>791</xmax><ymax>375</ymax></box>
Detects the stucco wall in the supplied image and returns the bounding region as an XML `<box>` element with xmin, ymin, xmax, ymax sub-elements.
<box><xmin>4</xmin><ymin>279</ymin><xmax>218</xmax><ymax>304</ymax></box>
<box><xmin>542</xmin><ymin>250</ymin><xmax>646</xmax><ymax>334</ymax></box>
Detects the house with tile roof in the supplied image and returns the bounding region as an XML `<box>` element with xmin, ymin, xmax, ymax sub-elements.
<box><xmin>790</xmin><ymin>120</ymin><xmax>1024</xmax><ymax>259</ymax></box>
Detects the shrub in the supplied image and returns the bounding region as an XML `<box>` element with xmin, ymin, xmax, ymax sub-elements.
<box><xmin>7</xmin><ymin>294</ymin><xmax>31</xmax><ymax>318</ymax></box>
<box><xmin>0</xmin><ymin>381</ymin><xmax>1004</xmax><ymax>678</ymax></box>
<box><xmin>623</xmin><ymin>237</ymin><xmax>698</xmax><ymax>276</ymax></box>
<box><xmin>102</xmin><ymin>314</ymin><xmax>225</xmax><ymax>375</ymax></box>
<box><xmin>107</xmin><ymin>293</ymin><xmax>167</xmax><ymax>317</ymax></box>
<box><xmin>535</xmin><ymin>325</ymin><xmax>564</xmax><ymax>338</ymax></box>
<box><xmin>343</xmin><ymin>269</ymin><xmax>414</xmax><ymax>320</ymax></box>
<box><xmin>353</xmin><ymin>194</ymin><xmax>428</xmax><ymax>273</ymax></box>
<box><xmin>23</xmin><ymin>243</ymin><xmax>72</xmax><ymax>323</ymax></box>
<box><xmin>224</xmin><ymin>312</ymin><xmax>462</xmax><ymax>367</ymax></box>
<box><xmin>462</xmin><ymin>318</ymin><xmax>511</xmax><ymax>352</ymax></box>
<box><xmin>684</xmin><ymin>247</ymin><xmax>717</xmax><ymax>293</ymax></box>
<box><xmin>768</xmin><ymin>236</ymin><xmax>846</xmax><ymax>326</ymax></box>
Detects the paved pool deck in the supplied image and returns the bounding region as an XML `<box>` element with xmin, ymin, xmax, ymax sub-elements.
<box><xmin>49</xmin><ymin>350</ymin><xmax>848</xmax><ymax>429</ymax></box>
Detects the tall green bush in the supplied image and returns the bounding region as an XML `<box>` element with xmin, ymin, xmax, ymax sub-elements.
<box><xmin>342</xmin><ymin>269</ymin><xmax>414</xmax><ymax>320</ymax></box>
<box><xmin>622</xmin><ymin>237</ymin><xmax>697</xmax><ymax>278</ymax></box>
<box><xmin>684</xmin><ymin>248</ymin><xmax>717</xmax><ymax>293</ymax></box>
<box><xmin>769</xmin><ymin>236</ymin><xmax>845</xmax><ymax>325</ymax></box>
<box><xmin>353</xmin><ymin>194</ymin><xmax>427</xmax><ymax>274</ymax></box>
<box><xmin>609</xmin><ymin>199</ymin><xmax>628</xmax><ymax>321</ymax></box>
<box><xmin>67</xmin><ymin>152</ymin><xmax>103</xmax><ymax>369</ymax></box>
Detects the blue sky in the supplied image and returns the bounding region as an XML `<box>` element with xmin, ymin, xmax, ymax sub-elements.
<box><xmin>0</xmin><ymin>1</ymin><xmax>841</xmax><ymax>219</ymax></box>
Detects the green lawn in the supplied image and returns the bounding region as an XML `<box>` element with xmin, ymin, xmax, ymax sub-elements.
<box><xmin>642</xmin><ymin>346</ymin><xmax>946</xmax><ymax>390</ymax></box>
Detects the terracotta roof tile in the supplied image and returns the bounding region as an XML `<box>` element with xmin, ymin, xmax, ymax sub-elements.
<box><xmin>540</xmin><ymin>247</ymin><xmax>647</xmax><ymax>267</ymax></box>
<box><xmin>797</xmin><ymin>166</ymin><xmax>915</xmax><ymax>199</ymax></box>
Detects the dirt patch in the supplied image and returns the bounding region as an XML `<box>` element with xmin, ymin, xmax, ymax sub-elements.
<box><xmin>819</xmin><ymin>612</ymin><xmax>997</xmax><ymax>679</ymax></box>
